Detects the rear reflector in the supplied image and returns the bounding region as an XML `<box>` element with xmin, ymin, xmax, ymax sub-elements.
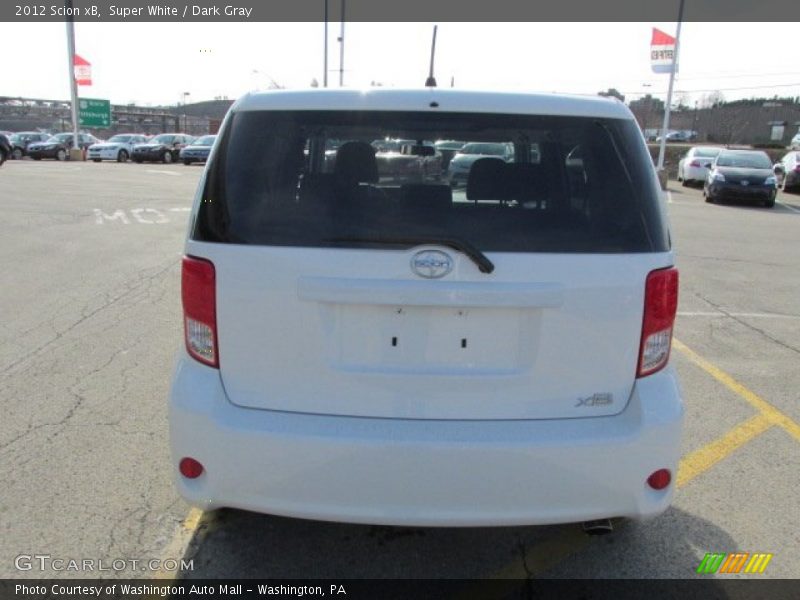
<box><xmin>637</xmin><ymin>267</ymin><xmax>679</xmax><ymax>378</ymax></box>
<box><xmin>647</xmin><ymin>469</ymin><xmax>672</xmax><ymax>490</ymax></box>
<box><xmin>182</xmin><ymin>256</ymin><xmax>218</xmax><ymax>368</ymax></box>
<box><xmin>179</xmin><ymin>457</ymin><xmax>204</xmax><ymax>479</ymax></box>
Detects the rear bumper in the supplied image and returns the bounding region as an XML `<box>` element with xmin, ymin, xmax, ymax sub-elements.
<box><xmin>682</xmin><ymin>166</ymin><xmax>708</xmax><ymax>182</ymax></box>
<box><xmin>169</xmin><ymin>356</ymin><xmax>684</xmax><ymax>526</ymax></box>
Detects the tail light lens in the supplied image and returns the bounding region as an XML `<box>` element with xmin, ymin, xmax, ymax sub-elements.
<box><xmin>637</xmin><ymin>267</ymin><xmax>679</xmax><ymax>378</ymax></box>
<box><xmin>689</xmin><ymin>160</ymin><xmax>702</xmax><ymax>168</ymax></box>
<box><xmin>182</xmin><ymin>256</ymin><xmax>218</xmax><ymax>368</ymax></box>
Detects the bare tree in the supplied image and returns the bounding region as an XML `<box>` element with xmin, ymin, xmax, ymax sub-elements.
<box><xmin>698</xmin><ymin>91</ymin><xmax>725</xmax><ymax>109</ymax></box>
<box><xmin>598</xmin><ymin>88</ymin><xmax>625</xmax><ymax>102</ymax></box>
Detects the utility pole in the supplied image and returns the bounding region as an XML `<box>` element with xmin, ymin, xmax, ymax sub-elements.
<box><xmin>64</xmin><ymin>0</ymin><xmax>80</xmax><ymax>159</ymax></box>
<box><xmin>323</xmin><ymin>0</ymin><xmax>328</xmax><ymax>87</ymax></box>
<box><xmin>338</xmin><ymin>0</ymin><xmax>345</xmax><ymax>87</ymax></box>
<box><xmin>657</xmin><ymin>0</ymin><xmax>685</xmax><ymax>171</ymax></box>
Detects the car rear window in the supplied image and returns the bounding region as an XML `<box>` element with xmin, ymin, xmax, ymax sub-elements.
<box><xmin>193</xmin><ymin>110</ymin><xmax>668</xmax><ymax>253</ymax></box>
<box><xmin>716</xmin><ymin>152</ymin><xmax>771</xmax><ymax>169</ymax></box>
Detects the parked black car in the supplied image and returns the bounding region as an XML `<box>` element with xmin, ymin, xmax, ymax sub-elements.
<box><xmin>8</xmin><ymin>131</ymin><xmax>50</xmax><ymax>159</ymax></box>
<box><xmin>179</xmin><ymin>134</ymin><xmax>216</xmax><ymax>165</ymax></box>
<box><xmin>26</xmin><ymin>133</ymin><xmax>100</xmax><ymax>161</ymax></box>
<box><xmin>131</xmin><ymin>134</ymin><xmax>194</xmax><ymax>163</ymax></box>
<box><xmin>703</xmin><ymin>150</ymin><xmax>777</xmax><ymax>208</ymax></box>
<box><xmin>0</xmin><ymin>134</ymin><xmax>11</xmax><ymax>166</ymax></box>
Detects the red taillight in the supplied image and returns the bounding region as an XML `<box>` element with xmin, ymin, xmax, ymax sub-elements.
<box><xmin>179</xmin><ymin>457</ymin><xmax>204</xmax><ymax>479</ymax></box>
<box><xmin>182</xmin><ymin>256</ymin><xmax>218</xmax><ymax>368</ymax></box>
<box><xmin>637</xmin><ymin>267</ymin><xmax>679</xmax><ymax>378</ymax></box>
<box><xmin>689</xmin><ymin>160</ymin><xmax>702</xmax><ymax>168</ymax></box>
<box><xmin>647</xmin><ymin>469</ymin><xmax>672</xmax><ymax>490</ymax></box>
<box><xmin>794</xmin><ymin>165</ymin><xmax>800</xmax><ymax>173</ymax></box>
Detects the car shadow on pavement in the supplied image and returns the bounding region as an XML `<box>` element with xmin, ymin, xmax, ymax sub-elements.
<box><xmin>172</xmin><ymin>505</ymin><xmax>739</xmax><ymax>580</ymax></box>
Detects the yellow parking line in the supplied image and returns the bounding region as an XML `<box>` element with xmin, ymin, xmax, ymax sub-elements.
<box><xmin>676</xmin><ymin>413</ymin><xmax>773</xmax><ymax>488</ymax></box>
<box><xmin>152</xmin><ymin>507</ymin><xmax>211</xmax><ymax>580</ymax></box>
<box><xmin>673</xmin><ymin>338</ymin><xmax>800</xmax><ymax>442</ymax></box>
<box><xmin>488</xmin><ymin>340</ymin><xmax>796</xmax><ymax>579</ymax></box>
<box><xmin>485</xmin><ymin>526</ymin><xmax>592</xmax><ymax>581</ymax></box>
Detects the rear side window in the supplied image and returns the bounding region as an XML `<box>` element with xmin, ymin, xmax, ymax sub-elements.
<box><xmin>194</xmin><ymin>110</ymin><xmax>668</xmax><ymax>253</ymax></box>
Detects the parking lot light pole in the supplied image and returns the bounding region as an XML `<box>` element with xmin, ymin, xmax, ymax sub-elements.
<box><xmin>64</xmin><ymin>0</ymin><xmax>80</xmax><ymax>159</ymax></box>
<box><xmin>338</xmin><ymin>0</ymin><xmax>345</xmax><ymax>87</ymax></box>
<box><xmin>182</xmin><ymin>92</ymin><xmax>190</xmax><ymax>133</ymax></box>
<box><xmin>656</xmin><ymin>0</ymin><xmax>685</xmax><ymax>172</ymax></box>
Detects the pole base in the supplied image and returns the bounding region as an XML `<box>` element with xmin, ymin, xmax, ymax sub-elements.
<box><xmin>656</xmin><ymin>168</ymin><xmax>668</xmax><ymax>191</ymax></box>
<box><xmin>69</xmin><ymin>149</ymin><xmax>83</xmax><ymax>161</ymax></box>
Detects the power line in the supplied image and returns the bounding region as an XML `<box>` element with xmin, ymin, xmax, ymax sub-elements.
<box><xmin>624</xmin><ymin>82</ymin><xmax>800</xmax><ymax>95</ymax></box>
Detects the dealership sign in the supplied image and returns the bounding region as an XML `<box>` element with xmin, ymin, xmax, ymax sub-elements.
<box><xmin>651</xmin><ymin>28</ymin><xmax>678</xmax><ymax>74</ymax></box>
<box><xmin>74</xmin><ymin>54</ymin><xmax>92</xmax><ymax>86</ymax></box>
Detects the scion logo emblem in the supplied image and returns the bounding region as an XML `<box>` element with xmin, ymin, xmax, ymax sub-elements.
<box><xmin>411</xmin><ymin>250</ymin><xmax>453</xmax><ymax>279</ymax></box>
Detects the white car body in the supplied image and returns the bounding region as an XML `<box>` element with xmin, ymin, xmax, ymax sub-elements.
<box><xmin>169</xmin><ymin>89</ymin><xmax>684</xmax><ymax>527</ymax></box>
<box><xmin>87</xmin><ymin>134</ymin><xmax>148</xmax><ymax>162</ymax></box>
<box><xmin>678</xmin><ymin>146</ymin><xmax>722</xmax><ymax>185</ymax></box>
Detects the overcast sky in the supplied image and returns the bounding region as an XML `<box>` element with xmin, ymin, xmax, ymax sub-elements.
<box><xmin>2</xmin><ymin>22</ymin><xmax>799</xmax><ymax>107</ymax></box>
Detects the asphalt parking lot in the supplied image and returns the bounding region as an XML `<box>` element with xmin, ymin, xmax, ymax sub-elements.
<box><xmin>1</xmin><ymin>160</ymin><xmax>799</xmax><ymax>580</ymax></box>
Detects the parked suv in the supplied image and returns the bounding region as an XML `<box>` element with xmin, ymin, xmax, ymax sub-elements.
<box><xmin>170</xmin><ymin>89</ymin><xmax>683</xmax><ymax>527</ymax></box>
<box><xmin>0</xmin><ymin>134</ymin><xmax>10</xmax><ymax>166</ymax></box>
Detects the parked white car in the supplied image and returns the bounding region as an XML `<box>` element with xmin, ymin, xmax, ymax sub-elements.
<box><xmin>87</xmin><ymin>134</ymin><xmax>148</xmax><ymax>163</ymax></box>
<box><xmin>169</xmin><ymin>89</ymin><xmax>683</xmax><ymax>528</ymax></box>
<box><xmin>678</xmin><ymin>146</ymin><xmax>722</xmax><ymax>186</ymax></box>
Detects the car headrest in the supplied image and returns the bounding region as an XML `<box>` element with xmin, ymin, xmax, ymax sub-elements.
<box><xmin>335</xmin><ymin>141</ymin><xmax>379</xmax><ymax>184</ymax></box>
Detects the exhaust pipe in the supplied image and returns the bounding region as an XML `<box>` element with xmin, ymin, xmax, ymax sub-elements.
<box><xmin>582</xmin><ymin>519</ymin><xmax>614</xmax><ymax>536</ymax></box>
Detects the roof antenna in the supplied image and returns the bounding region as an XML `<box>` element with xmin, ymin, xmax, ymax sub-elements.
<box><xmin>425</xmin><ymin>25</ymin><xmax>438</xmax><ymax>87</ymax></box>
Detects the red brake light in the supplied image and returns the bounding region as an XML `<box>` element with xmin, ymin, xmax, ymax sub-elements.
<box><xmin>689</xmin><ymin>160</ymin><xmax>702</xmax><ymax>168</ymax></box>
<box><xmin>179</xmin><ymin>457</ymin><xmax>204</xmax><ymax>479</ymax></box>
<box><xmin>637</xmin><ymin>267</ymin><xmax>679</xmax><ymax>378</ymax></box>
<box><xmin>182</xmin><ymin>256</ymin><xmax>218</xmax><ymax>368</ymax></box>
<box><xmin>647</xmin><ymin>469</ymin><xmax>672</xmax><ymax>490</ymax></box>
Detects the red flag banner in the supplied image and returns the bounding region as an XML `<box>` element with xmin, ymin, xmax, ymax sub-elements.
<box><xmin>74</xmin><ymin>54</ymin><xmax>92</xmax><ymax>86</ymax></box>
<box><xmin>650</xmin><ymin>28</ymin><xmax>677</xmax><ymax>74</ymax></box>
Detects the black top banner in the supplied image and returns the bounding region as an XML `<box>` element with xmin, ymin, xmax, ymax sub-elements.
<box><xmin>1</xmin><ymin>0</ymin><xmax>798</xmax><ymax>22</ymax></box>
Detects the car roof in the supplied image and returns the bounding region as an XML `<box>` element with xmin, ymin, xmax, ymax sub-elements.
<box><xmin>718</xmin><ymin>149</ymin><xmax>768</xmax><ymax>155</ymax></box>
<box><xmin>232</xmin><ymin>88</ymin><xmax>633</xmax><ymax>120</ymax></box>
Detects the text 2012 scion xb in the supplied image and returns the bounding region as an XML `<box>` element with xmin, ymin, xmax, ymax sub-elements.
<box><xmin>169</xmin><ymin>89</ymin><xmax>683</xmax><ymax>527</ymax></box>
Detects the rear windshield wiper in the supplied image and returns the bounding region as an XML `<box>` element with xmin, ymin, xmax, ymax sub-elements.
<box><xmin>328</xmin><ymin>235</ymin><xmax>495</xmax><ymax>274</ymax></box>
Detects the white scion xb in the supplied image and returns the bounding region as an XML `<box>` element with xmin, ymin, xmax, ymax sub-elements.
<box><xmin>169</xmin><ymin>89</ymin><xmax>683</xmax><ymax>527</ymax></box>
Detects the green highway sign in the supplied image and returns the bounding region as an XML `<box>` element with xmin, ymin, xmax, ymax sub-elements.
<box><xmin>78</xmin><ymin>98</ymin><xmax>111</xmax><ymax>128</ymax></box>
